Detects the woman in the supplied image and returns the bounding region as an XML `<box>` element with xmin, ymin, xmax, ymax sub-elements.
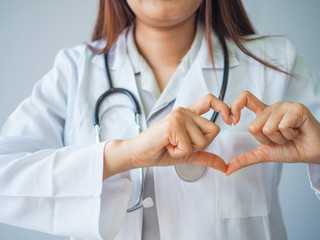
<box><xmin>0</xmin><ymin>0</ymin><xmax>319</xmax><ymax>240</ymax></box>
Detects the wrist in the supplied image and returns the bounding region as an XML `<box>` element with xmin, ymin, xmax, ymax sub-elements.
<box><xmin>103</xmin><ymin>139</ymin><xmax>136</xmax><ymax>180</ymax></box>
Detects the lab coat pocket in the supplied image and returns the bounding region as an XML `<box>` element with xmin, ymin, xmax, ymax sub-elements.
<box><xmin>209</xmin><ymin>131</ymin><xmax>269</xmax><ymax>219</ymax></box>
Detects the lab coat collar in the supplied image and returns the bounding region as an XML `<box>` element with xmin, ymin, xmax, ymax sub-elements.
<box><xmin>126</xmin><ymin>23</ymin><xmax>205</xmax><ymax>119</ymax></box>
<box><xmin>91</xmin><ymin>26</ymin><xmax>240</xmax><ymax>122</ymax></box>
<box><xmin>126</xmin><ymin>26</ymin><xmax>144</xmax><ymax>74</ymax></box>
<box><xmin>171</xmin><ymin>33</ymin><xmax>240</xmax><ymax>121</ymax></box>
<box><xmin>199</xmin><ymin>33</ymin><xmax>240</xmax><ymax>69</ymax></box>
<box><xmin>172</xmin><ymin>56</ymin><xmax>213</xmax><ymax>119</ymax></box>
<box><xmin>90</xmin><ymin>29</ymin><xmax>128</xmax><ymax>71</ymax></box>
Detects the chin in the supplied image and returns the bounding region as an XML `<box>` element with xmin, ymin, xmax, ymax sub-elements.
<box><xmin>138</xmin><ymin>9</ymin><xmax>198</xmax><ymax>29</ymax></box>
<box><xmin>128</xmin><ymin>0</ymin><xmax>202</xmax><ymax>28</ymax></box>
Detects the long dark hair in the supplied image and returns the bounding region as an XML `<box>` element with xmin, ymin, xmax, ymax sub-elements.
<box><xmin>90</xmin><ymin>0</ymin><xmax>287</xmax><ymax>74</ymax></box>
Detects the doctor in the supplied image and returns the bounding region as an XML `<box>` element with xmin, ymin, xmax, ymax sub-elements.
<box><xmin>0</xmin><ymin>0</ymin><xmax>320</xmax><ymax>240</ymax></box>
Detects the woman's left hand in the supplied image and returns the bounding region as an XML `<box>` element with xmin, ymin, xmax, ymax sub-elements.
<box><xmin>226</xmin><ymin>91</ymin><xmax>320</xmax><ymax>175</ymax></box>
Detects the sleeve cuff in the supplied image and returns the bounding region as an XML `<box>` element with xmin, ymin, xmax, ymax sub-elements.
<box><xmin>307</xmin><ymin>163</ymin><xmax>320</xmax><ymax>199</ymax></box>
<box><xmin>97</xmin><ymin>142</ymin><xmax>133</xmax><ymax>239</ymax></box>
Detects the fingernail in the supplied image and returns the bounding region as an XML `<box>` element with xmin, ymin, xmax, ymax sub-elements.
<box><xmin>232</xmin><ymin>115</ymin><xmax>237</xmax><ymax>126</ymax></box>
<box><xmin>229</xmin><ymin>115</ymin><xmax>233</xmax><ymax>126</ymax></box>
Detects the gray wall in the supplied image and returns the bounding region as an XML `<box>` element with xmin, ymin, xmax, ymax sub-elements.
<box><xmin>0</xmin><ymin>0</ymin><xmax>319</xmax><ymax>239</ymax></box>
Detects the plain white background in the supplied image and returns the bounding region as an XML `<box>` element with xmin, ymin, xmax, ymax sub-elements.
<box><xmin>0</xmin><ymin>0</ymin><xmax>319</xmax><ymax>239</ymax></box>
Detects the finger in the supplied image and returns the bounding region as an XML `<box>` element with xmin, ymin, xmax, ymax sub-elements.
<box><xmin>230</xmin><ymin>91</ymin><xmax>266</xmax><ymax>125</ymax></box>
<box><xmin>184</xmin><ymin>118</ymin><xmax>212</xmax><ymax>151</ymax></box>
<box><xmin>248</xmin><ymin>110</ymin><xmax>274</xmax><ymax>145</ymax></box>
<box><xmin>166</xmin><ymin>125</ymin><xmax>194</xmax><ymax>157</ymax></box>
<box><xmin>187</xmin><ymin>151</ymin><xmax>227</xmax><ymax>173</ymax></box>
<box><xmin>189</xmin><ymin>113</ymin><xmax>220</xmax><ymax>142</ymax></box>
<box><xmin>278</xmin><ymin>104</ymin><xmax>305</xmax><ymax>140</ymax></box>
<box><xmin>278</xmin><ymin>114</ymin><xmax>300</xmax><ymax>140</ymax></box>
<box><xmin>262</xmin><ymin>107</ymin><xmax>288</xmax><ymax>144</ymax></box>
<box><xmin>187</xmin><ymin>94</ymin><xmax>232</xmax><ymax>125</ymax></box>
<box><xmin>225</xmin><ymin>146</ymin><xmax>269</xmax><ymax>175</ymax></box>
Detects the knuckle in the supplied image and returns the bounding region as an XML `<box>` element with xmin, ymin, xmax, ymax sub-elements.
<box><xmin>205</xmin><ymin>93</ymin><xmax>215</xmax><ymax>100</ymax></box>
<box><xmin>241</xmin><ymin>90</ymin><xmax>252</xmax><ymax>98</ymax></box>
<box><xmin>170</xmin><ymin>108</ymin><xmax>185</xmax><ymax>121</ymax></box>
<box><xmin>211</xmin><ymin>123</ymin><xmax>220</xmax><ymax>134</ymax></box>
<box><xmin>174</xmin><ymin>107</ymin><xmax>186</xmax><ymax>115</ymax></box>
<box><xmin>248</xmin><ymin>124</ymin><xmax>260</xmax><ymax>134</ymax></box>
<box><xmin>262</xmin><ymin>126</ymin><xmax>274</xmax><ymax>136</ymax></box>
<box><xmin>166</xmin><ymin>117</ymin><xmax>181</xmax><ymax>130</ymax></box>
<box><xmin>273</xmin><ymin>101</ymin><xmax>283</xmax><ymax>108</ymax></box>
<box><xmin>293</xmin><ymin>103</ymin><xmax>307</xmax><ymax>113</ymax></box>
<box><xmin>206</xmin><ymin>133</ymin><xmax>216</xmax><ymax>143</ymax></box>
<box><xmin>283</xmin><ymin>101</ymin><xmax>293</xmax><ymax>108</ymax></box>
<box><xmin>278</xmin><ymin>124</ymin><xmax>287</xmax><ymax>132</ymax></box>
<box><xmin>205</xmin><ymin>124</ymin><xmax>220</xmax><ymax>142</ymax></box>
<box><xmin>264</xmin><ymin>105</ymin><xmax>272</xmax><ymax>112</ymax></box>
<box><xmin>174</xmin><ymin>107</ymin><xmax>193</xmax><ymax>118</ymax></box>
<box><xmin>171</xmin><ymin>118</ymin><xmax>182</xmax><ymax>128</ymax></box>
<box><xmin>197</xmin><ymin>138</ymin><xmax>208</xmax><ymax>149</ymax></box>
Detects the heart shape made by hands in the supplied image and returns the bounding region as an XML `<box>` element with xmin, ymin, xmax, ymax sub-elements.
<box><xmin>224</xmin><ymin>91</ymin><xmax>320</xmax><ymax>175</ymax></box>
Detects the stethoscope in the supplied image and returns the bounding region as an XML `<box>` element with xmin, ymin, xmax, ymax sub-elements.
<box><xmin>94</xmin><ymin>35</ymin><xmax>229</xmax><ymax>212</ymax></box>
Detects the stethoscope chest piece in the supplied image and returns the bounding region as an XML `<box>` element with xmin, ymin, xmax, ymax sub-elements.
<box><xmin>174</xmin><ymin>164</ymin><xmax>207</xmax><ymax>182</ymax></box>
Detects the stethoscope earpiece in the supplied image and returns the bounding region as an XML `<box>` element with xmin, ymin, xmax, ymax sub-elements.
<box><xmin>142</xmin><ymin>197</ymin><xmax>154</xmax><ymax>208</ymax></box>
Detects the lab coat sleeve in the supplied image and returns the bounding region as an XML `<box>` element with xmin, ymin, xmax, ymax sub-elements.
<box><xmin>284</xmin><ymin>40</ymin><xmax>320</xmax><ymax>199</ymax></box>
<box><xmin>0</xmin><ymin>48</ymin><xmax>132</xmax><ymax>239</ymax></box>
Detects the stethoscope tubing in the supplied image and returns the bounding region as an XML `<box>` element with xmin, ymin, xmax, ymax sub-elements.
<box><xmin>210</xmin><ymin>35</ymin><xmax>230</xmax><ymax>122</ymax></box>
<box><xmin>94</xmin><ymin>54</ymin><xmax>146</xmax><ymax>212</ymax></box>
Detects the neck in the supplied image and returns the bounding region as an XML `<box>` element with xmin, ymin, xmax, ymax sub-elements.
<box><xmin>134</xmin><ymin>15</ymin><xmax>197</xmax><ymax>91</ymax></box>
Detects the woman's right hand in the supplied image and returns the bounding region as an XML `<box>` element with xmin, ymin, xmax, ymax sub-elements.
<box><xmin>103</xmin><ymin>94</ymin><xmax>232</xmax><ymax>180</ymax></box>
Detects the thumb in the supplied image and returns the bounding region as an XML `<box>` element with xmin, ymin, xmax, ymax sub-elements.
<box><xmin>225</xmin><ymin>147</ymin><xmax>268</xmax><ymax>176</ymax></box>
<box><xmin>188</xmin><ymin>151</ymin><xmax>227</xmax><ymax>173</ymax></box>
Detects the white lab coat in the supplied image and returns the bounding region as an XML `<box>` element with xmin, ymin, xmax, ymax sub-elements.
<box><xmin>0</xmin><ymin>26</ymin><xmax>320</xmax><ymax>240</ymax></box>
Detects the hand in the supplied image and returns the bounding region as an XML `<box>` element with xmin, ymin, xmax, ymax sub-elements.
<box><xmin>103</xmin><ymin>94</ymin><xmax>232</xmax><ymax>179</ymax></box>
<box><xmin>226</xmin><ymin>91</ymin><xmax>320</xmax><ymax>176</ymax></box>
<box><xmin>131</xmin><ymin>94</ymin><xmax>232</xmax><ymax>170</ymax></box>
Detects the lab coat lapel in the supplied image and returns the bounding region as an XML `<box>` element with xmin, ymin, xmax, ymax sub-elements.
<box><xmin>172</xmin><ymin>32</ymin><xmax>240</xmax><ymax>121</ymax></box>
<box><xmin>172</xmin><ymin>57</ymin><xmax>211</xmax><ymax>118</ymax></box>
<box><xmin>92</xmin><ymin>30</ymin><xmax>146</xmax><ymax>239</ymax></box>
<box><xmin>105</xmin><ymin>29</ymin><xmax>148</xmax><ymax>131</ymax></box>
